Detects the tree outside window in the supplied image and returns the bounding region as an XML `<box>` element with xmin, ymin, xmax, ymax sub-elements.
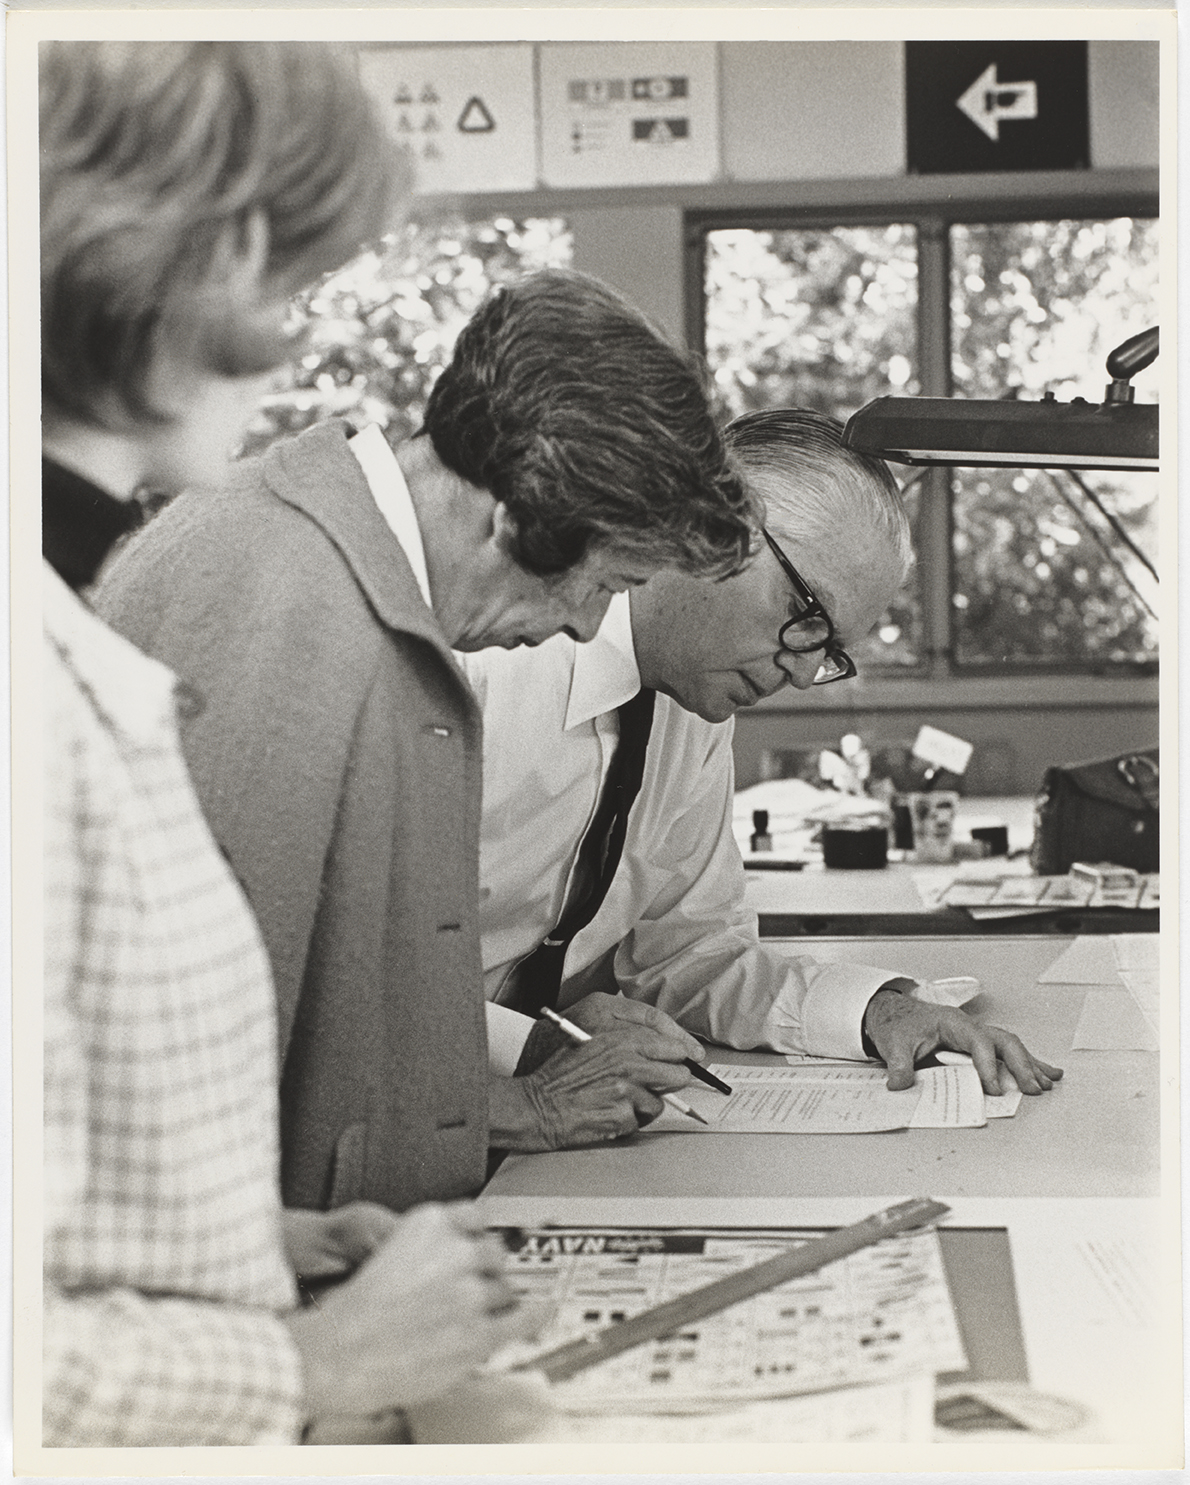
<box><xmin>241</xmin><ymin>216</ymin><xmax>572</xmax><ymax>457</ymax></box>
<box><xmin>702</xmin><ymin>214</ymin><xmax>1158</xmax><ymax>676</ymax></box>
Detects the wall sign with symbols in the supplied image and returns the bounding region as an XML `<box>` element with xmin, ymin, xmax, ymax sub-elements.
<box><xmin>905</xmin><ymin>41</ymin><xmax>1089</xmax><ymax>174</ymax></box>
<box><xmin>357</xmin><ymin>43</ymin><xmax>536</xmax><ymax>195</ymax></box>
<box><xmin>539</xmin><ymin>42</ymin><xmax>719</xmax><ymax>188</ymax></box>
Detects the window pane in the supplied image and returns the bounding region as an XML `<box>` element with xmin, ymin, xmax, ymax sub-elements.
<box><xmin>950</xmin><ymin>219</ymin><xmax>1158</xmax><ymax>670</ymax></box>
<box><xmin>705</xmin><ymin>226</ymin><xmax>919</xmax><ymax>420</ymax></box>
<box><xmin>704</xmin><ymin>225</ymin><xmax>922</xmax><ymax>670</ymax></box>
<box><xmin>952</xmin><ymin>467</ymin><xmax>1157</xmax><ymax>668</ymax></box>
<box><xmin>242</xmin><ymin>216</ymin><xmax>573</xmax><ymax>457</ymax></box>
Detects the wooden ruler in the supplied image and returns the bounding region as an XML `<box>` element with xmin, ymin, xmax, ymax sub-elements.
<box><xmin>513</xmin><ymin>1196</ymin><xmax>951</xmax><ymax>1385</ymax></box>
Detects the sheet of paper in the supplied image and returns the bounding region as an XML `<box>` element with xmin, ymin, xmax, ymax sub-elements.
<box><xmin>907</xmin><ymin>1063</ymin><xmax>988</xmax><ymax>1128</ymax></box>
<box><xmin>1071</xmin><ymin>990</ymin><xmax>1160</xmax><ymax>1052</ymax></box>
<box><xmin>1111</xmin><ymin>934</ymin><xmax>1160</xmax><ymax>1034</ymax></box>
<box><xmin>1087</xmin><ymin>880</ymin><xmax>1145</xmax><ymax>909</ymax></box>
<box><xmin>651</xmin><ymin>1063</ymin><xmax>920</xmax><ymax>1133</ymax></box>
<box><xmin>1111</xmin><ymin>934</ymin><xmax>1159</xmax><ymax>972</ymax></box>
<box><xmin>1037</xmin><ymin>936</ymin><xmax>1123</xmax><ymax>986</ymax></box>
<box><xmin>495</xmin><ymin>1224</ymin><xmax>966</xmax><ymax>1411</ymax></box>
<box><xmin>967</xmin><ymin>905</ymin><xmax>1054</xmax><ymax>920</ymax></box>
<box><xmin>652</xmin><ymin>1063</ymin><xmax>992</xmax><ymax>1133</ymax></box>
<box><xmin>934</xmin><ymin>1053</ymin><xmax>1023</xmax><ymax>1118</ymax></box>
<box><xmin>530</xmin><ymin>1374</ymin><xmax>936</xmax><ymax>1443</ymax></box>
<box><xmin>914</xmin><ymin>976</ymin><xmax>981</xmax><ymax>1008</ymax></box>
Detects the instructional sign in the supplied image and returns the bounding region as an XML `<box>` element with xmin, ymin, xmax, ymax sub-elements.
<box><xmin>905</xmin><ymin>41</ymin><xmax>1089</xmax><ymax>174</ymax></box>
<box><xmin>539</xmin><ymin>43</ymin><xmax>719</xmax><ymax>189</ymax></box>
<box><xmin>357</xmin><ymin>44</ymin><xmax>536</xmax><ymax>195</ymax></box>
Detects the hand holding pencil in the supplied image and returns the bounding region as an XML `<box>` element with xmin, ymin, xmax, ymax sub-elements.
<box><xmin>539</xmin><ymin>1007</ymin><xmax>712</xmax><ymax>1127</ymax></box>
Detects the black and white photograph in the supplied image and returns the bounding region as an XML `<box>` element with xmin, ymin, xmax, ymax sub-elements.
<box><xmin>9</xmin><ymin>5</ymin><xmax>1178</xmax><ymax>1475</ymax></box>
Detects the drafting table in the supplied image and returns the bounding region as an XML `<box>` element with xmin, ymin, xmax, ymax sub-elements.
<box><xmin>475</xmin><ymin>1192</ymin><xmax>1176</xmax><ymax>1463</ymax></box>
<box><xmin>479</xmin><ymin>934</ymin><xmax>1173</xmax><ymax>1460</ymax></box>
<box><xmin>486</xmin><ymin>936</ymin><xmax>1161</xmax><ymax>1202</ymax></box>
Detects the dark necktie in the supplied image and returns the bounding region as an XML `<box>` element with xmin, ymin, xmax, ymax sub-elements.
<box><xmin>511</xmin><ymin>687</ymin><xmax>656</xmax><ymax>1018</ymax></box>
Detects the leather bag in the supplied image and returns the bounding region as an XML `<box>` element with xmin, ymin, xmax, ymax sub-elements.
<box><xmin>1030</xmin><ymin>748</ymin><xmax>1159</xmax><ymax>876</ymax></box>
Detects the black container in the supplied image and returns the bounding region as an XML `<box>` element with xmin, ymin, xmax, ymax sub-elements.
<box><xmin>822</xmin><ymin>824</ymin><xmax>888</xmax><ymax>870</ymax></box>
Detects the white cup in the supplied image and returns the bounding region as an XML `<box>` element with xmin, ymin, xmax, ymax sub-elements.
<box><xmin>908</xmin><ymin>790</ymin><xmax>959</xmax><ymax>863</ymax></box>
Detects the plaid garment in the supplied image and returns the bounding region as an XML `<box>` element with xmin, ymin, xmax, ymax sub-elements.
<box><xmin>43</xmin><ymin>565</ymin><xmax>304</xmax><ymax>1446</ymax></box>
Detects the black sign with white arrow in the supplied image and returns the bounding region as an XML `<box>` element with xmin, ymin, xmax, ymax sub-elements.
<box><xmin>905</xmin><ymin>41</ymin><xmax>1089</xmax><ymax>174</ymax></box>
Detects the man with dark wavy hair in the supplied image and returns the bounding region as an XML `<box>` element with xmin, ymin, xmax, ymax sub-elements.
<box><xmin>96</xmin><ymin>268</ymin><xmax>757</xmax><ymax>1220</ymax></box>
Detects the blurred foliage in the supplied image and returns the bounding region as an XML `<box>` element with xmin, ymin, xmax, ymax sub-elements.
<box><xmin>950</xmin><ymin>219</ymin><xmax>1158</xmax><ymax>669</ymax></box>
<box><xmin>703</xmin><ymin>217</ymin><xmax>1159</xmax><ymax>674</ymax></box>
<box><xmin>241</xmin><ymin>216</ymin><xmax>572</xmax><ymax>457</ymax></box>
<box><xmin>705</xmin><ymin>225</ymin><xmax>922</xmax><ymax>669</ymax></box>
<box><xmin>705</xmin><ymin>226</ymin><xmax>920</xmax><ymax>423</ymax></box>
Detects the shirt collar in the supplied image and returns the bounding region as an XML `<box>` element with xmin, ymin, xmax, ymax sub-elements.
<box><xmin>347</xmin><ymin>423</ymin><xmax>432</xmax><ymax>609</ymax></box>
<box><xmin>564</xmin><ymin>591</ymin><xmax>642</xmax><ymax>730</ymax></box>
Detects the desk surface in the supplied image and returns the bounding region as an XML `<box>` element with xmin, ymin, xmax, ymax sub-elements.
<box><xmin>476</xmin><ymin>1193</ymin><xmax>1176</xmax><ymax>1462</ymax></box>
<box><xmin>735</xmin><ymin>789</ymin><xmax>1158</xmax><ymax>937</ymax></box>
<box><xmin>487</xmin><ymin>936</ymin><xmax>1159</xmax><ymax>1202</ymax></box>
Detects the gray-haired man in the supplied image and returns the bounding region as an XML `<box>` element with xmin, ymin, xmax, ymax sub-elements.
<box><xmin>465</xmin><ymin>409</ymin><xmax>1063</xmax><ymax>1151</ymax></box>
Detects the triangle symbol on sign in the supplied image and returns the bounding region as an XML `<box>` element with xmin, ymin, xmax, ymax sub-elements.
<box><xmin>457</xmin><ymin>96</ymin><xmax>496</xmax><ymax>133</ymax></box>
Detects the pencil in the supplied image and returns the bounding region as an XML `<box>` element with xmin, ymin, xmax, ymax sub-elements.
<box><xmin>539</xmin><ymin>1007</ymin><xmax>711</xmax><ymax>1126</ymax></box>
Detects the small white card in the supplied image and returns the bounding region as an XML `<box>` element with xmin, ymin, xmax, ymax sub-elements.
<box><xmin>912</xmin><ymin>724</ymin><xmax>974</xmax><ymax>776</ymax></box>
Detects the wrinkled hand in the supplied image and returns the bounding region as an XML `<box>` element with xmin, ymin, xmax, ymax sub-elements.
<box><xmin>287</xmin><ymin>1202</ymin><xmax>535</xmax><ymax>1421</ymax></box>
<box><xmin>282</xmin><ymin>1202</ymin><xmax>398</xmax><ymax>1282</ymax></box>
<box><xmin>493</xmin><ymin>995</ymin><xmax>701</xmax><ymax>1150</ymax></box>
<box><xmin>514</xmin><ymin>991</ymin><xmax>705</xmax><ymax>1075</ymax></box>
<box><xmin>863</xmin><ymin>988</ymin><xmax>1064</xmax><ymax>1096</ymax></box>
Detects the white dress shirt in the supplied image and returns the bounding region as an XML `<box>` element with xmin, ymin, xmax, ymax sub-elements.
<box><xmin>459</xmin><ymin>595</ymin><xmax>904</xmax><ymax>1071</ymax></box>
<box><xmin>43</xmin><ymin>566</ymin><xmax>303</xmax><ymax>1445</ymax></box>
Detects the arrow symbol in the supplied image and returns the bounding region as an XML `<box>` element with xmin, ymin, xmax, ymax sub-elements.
<box><xmin>956</xmin><ymin>63</ymin><xmax>1038</xmax><ymax>141</ymax></box>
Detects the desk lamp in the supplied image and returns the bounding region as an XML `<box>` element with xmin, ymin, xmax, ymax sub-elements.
<box><xmin>842</xmin><ymin>327</ymin><xmax>1158</xmax><ymax>472</ymax></box>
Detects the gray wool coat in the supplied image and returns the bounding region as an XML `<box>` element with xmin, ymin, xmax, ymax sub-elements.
<box><xmin>96</xmin><ymin>420</ymin><xmax>490</xmax><ymax>1212</ymax></box>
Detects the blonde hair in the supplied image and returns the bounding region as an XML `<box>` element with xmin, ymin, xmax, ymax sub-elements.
<box><xmin>41</xmin><ymin>41</ymin><xmax>408</xmax><ymax>427</ymax></box>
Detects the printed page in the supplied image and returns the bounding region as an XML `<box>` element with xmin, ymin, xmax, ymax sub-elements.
<box><xmin>907</xmin><ymin>1062</ymin><xmax>988</xmax><ymax>1128</ymax></box>
<box><xmin>649</xmin><ymin>1063</ymin><xmax>921</xmax><ymax>1133</ymax></box>
<box><xmin>494</xmin><ymin>1225</ymin><xmax>966</xmax><ymax>1412</ymax></box>
<box><xmin>651</xmin><ymin>1063</ymin><xmax>990</xmax><ymax>1133</ymax></box>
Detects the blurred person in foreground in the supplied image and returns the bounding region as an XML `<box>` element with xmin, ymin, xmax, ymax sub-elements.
<box><xmin>94</xmin><ymin>266</ymin><xmax>756</xmax><ymax>1216</ymax></box>
<box><xmin>461</xmin><ymin>410</ymin><xmax>1062</xmax><ymax>1151</ymax></box>
<box><xmin>41</xmin><ymin>40</ymin><xmax>536</xmax><ymax>1447</ymax></box>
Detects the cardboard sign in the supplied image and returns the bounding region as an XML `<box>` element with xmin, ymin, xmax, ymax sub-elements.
<box><xmin>358</xmin><ymin>44</ymin><xmax>537</xmax><ymax>194</ymax></box>
<box><xmin>539</xmin><ymin>42</ymin><xmax>719</xmax><ymax>188</ymax></box>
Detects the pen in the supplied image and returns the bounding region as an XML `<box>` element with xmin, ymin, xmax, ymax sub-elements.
<box><xmin>539</xmin><ymin>1007</ymin><xmax>711</xmax><ymax>1126</ymax></box>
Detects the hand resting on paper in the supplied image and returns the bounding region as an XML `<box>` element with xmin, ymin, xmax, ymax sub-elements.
<box><xmin>862</xmin><ymin>986</ymin><xmax>1064</xmax><ymax>1097</ymax></box>
<box><xmin>489</xmin><ymin>993</ymin><xmax>702</xmax><ymax>1150</ymax></box>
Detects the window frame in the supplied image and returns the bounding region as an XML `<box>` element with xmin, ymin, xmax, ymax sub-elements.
<box><xmin>685</xmin><ymin>175</ymin><xmax>1160</xmax><ymax>689</ymax></box>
